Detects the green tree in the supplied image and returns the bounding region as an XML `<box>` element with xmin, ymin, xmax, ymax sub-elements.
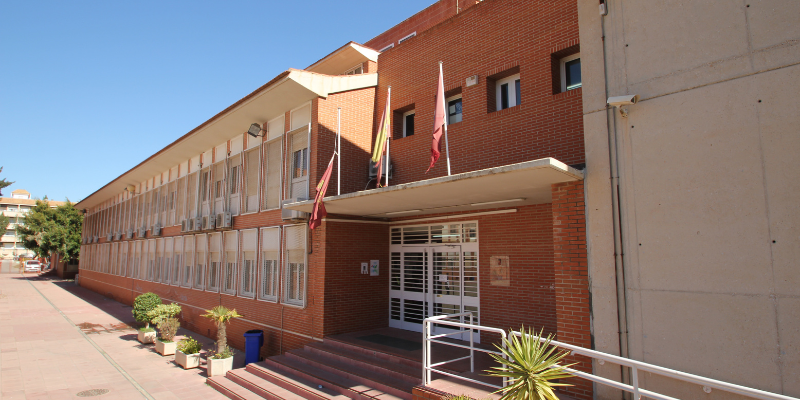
<box><xmin>15</xmin><ymin>200</ymin><xmax>83</xmax><ymax>263</ymax></box>
<box><xmin>0</xmin><ymin>167</ymin><xmax>13</xmax><ymax>197</ymax></box>
<box><xmin>0</xmin><ymin>213</ymin><xmax>8</xmax><ymax>233</ymax></box>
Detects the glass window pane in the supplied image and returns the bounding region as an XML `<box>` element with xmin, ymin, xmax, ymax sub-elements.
<box><xmin>501</xmin><ymin>83</ymin><xmax>509</xmax><ymax>109</ymax></box>
<box><xmin>514</xmin><ymin>79</ymin><xmax>521</xmax><ymax>106</ymax></box>
<box><xmin>566</xmin><ymin>58</ymin><xmax>581</xmax><ymax>90</ymax></box>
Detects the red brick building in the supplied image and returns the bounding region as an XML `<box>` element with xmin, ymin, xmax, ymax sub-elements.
<box><xmin>75</xmin><ymin>0</ymin><xmax>589</xmax><ymax>398</ymax></box>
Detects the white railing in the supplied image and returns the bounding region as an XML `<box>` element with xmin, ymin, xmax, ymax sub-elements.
<box><xmin>423</xmin><ymin>314</ymin><xmax>799</xmax><ymax>400</ymax></box>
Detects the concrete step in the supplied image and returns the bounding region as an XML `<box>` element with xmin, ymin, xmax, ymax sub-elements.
<box><xmin>322</xmin><ymin>337</ymin><xmax>421</xmax><ymax>371</ymax></box>
<box><xmin>207</xmin><ymin>375</ymin><xmax>266</xmax><ymax>400</ymax></box>
<box><xmin>247</xmin><ymin>359</ymin><xmax>353</xmax><ymax>400</ymax></box>
<box><xmin>227</xmin><ymin>369</ymin><xmax>307</xmax><ymax>400</ymax></box>
<box><xmin>285</xmin><ymin>349</ymin><xmax>415</xmax><ymax>399</ymax></box>
<box><xmin>304</xmin><ymin>341</ymin><xmax>421</xmax><ymax>384</ymax></box>
<box><xmin>259</xmin><ymin>356</ymin><xmax>407</xmax><ymax>400</ymax></box>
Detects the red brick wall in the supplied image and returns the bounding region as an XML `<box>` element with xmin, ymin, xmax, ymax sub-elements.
<box><xmin>364</xmin><ymin>0</ymin><xmax>478</xmax><ymax>52</ymax></box>
<box><xmin>372</xmin><ymin>0</ymin><xmax>583</xmax><ymax>187</ymax></box>
<box><xmin>552</xmin><ymin>181</ymin><xmax>591</xmax><ymax>400</ymax></box>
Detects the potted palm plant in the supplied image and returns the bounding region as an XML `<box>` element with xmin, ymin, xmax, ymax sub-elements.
<box><xmin>148</xmin><ymin>303</ymin><xmax>182</xmax><ymax>356</ymax></box>
<box><xmin>176</xmin><ymin>336</ymin><xmax>203</xmax><ymax>369</ymax></box>
<box><xmin>486</xmin><ymin>326</ymin><xmax>575</xmax><ymax>400</ymax></box>
<box><xmin>202</xmin><ymin>305</ymin><xmax>243</xmax><ymax>377</ymax></box>
<box><xmin>132</xmin><ymin>292</ymin><xmax>161</xmax><ymax>344</ymax></box>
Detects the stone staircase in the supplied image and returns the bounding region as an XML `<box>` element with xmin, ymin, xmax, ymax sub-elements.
<box><xmin>207</xmin><ymin>336</ymin><xmax>422</xmax><ymax>400</ymax></box>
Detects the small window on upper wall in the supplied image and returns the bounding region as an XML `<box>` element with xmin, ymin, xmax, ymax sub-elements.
<box><xmin>561</xmin><ymin>53</ymin><xmax>581</xmax><ymax>92</ymax></box>
<box><xmin>403</xmin><ymin>110</ymin><xmax>415</xmax><ymax>137</ymax></box>
<box><xmin>344</xmin><ymin>64</ymin><xmax>363</xmax><ymax>75</ymax></box>
<box><xmin>447</xmin><ymin>95</ymin><xmax>462</xmax><ymax>125</ymax></box>
<box><xmin>496</xmin><ymin>74</ymin><xmax>521</xmax><ymax>111</ymax></box>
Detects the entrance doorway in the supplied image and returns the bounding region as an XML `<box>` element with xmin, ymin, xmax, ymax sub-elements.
<box><xmin>389</xmin><ymin>223</ymin><xmax>479</xmax><ymax>340</ymax></box>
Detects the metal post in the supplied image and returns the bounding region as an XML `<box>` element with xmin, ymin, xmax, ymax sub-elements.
<box><xmin>422</xmin><ymin>320</ymin><xmax>428</xmax><ymax>385</ymax></box>
<box><xmin>469</xmin><ymin>313</ymin><xmax>474</xmax><ymax>373</ymax></box>
<box><xmin>632</xmin><ymin>366</ymin><xmax>641</xmax><ymax>400</ymax></box>
<box><xmin>440</xmin><ymin>62</ymin><xmax>451</xmax><ymax>176</ymax></box>
<box><xmin>385</xmin><ymin>86</ymin><xmax>391</xmax><ymax>187</ymax></box>
<box><xmin>337</xmin><ymin>108</ymin><xmax>341</xmax><ymax>196</ymax></box>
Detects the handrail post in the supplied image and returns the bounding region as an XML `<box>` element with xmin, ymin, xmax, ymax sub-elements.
<box><xmin>632</xmin><ymin>365</ymin><xmax>640</xmax><ymax>400</ymax></box>
<box><xmin>422</xmin><ymin>319</ymin><xmax>428</xmax><ymax>385</ymax></box>
<box><xmin>425</xmin><ymin>318</ymin><xmax>432</xmax><ymax>384</ymax></box>
<box><xmin>469</xmin><ymin>313</ymin><xmax>474</xmax><ymax>373</ymax></box>
<box><xmin>501</xmin><ymin>330</ymin><xmax>508</xmax><ymax>388</ymax></box>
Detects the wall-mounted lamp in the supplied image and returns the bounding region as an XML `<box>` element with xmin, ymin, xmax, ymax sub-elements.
<box><xmin>125</xmin><ymin>185</ymin><xmax>136</xmax><ymax>194</ymax></box>
<box><xmin>247</xmin><ymin>123</ymin><xmax>264</xmax><ymax>138</ymax></box>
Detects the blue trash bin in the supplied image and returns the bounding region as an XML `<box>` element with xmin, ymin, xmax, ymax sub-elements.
<box><xmin>243</xmin><ymin>329</ymin><xmax>264</xmax><ymax>365</ymax></box>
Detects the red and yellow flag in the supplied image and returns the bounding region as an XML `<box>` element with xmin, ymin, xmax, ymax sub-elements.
<box><xmin>426</xmin><ymin>65</ymin><xmax>446</xmax><ymax>173</ymax></box>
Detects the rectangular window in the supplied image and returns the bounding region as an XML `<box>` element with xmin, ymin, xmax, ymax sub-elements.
<box><xmin>120</xmin><ymin>242</ymin><xmax>128</xmax><ymax>277</ymax></box>
<box><xmin>262</xmin><ymin>139</ymin><xmax>282</xmax><ymax>210</ymax></box>
<box><xmin>228</xmin><ymin>154</ymin><xmax>242</xmax><ymax>215</ymax></box>
<box><xmin>447</xmin><ymin>96</ymin><xmax>462</xmax><ymax>125</ymax></box>
<box><xmin>173</xmin><ymin>236</ymin><xmax>183</xmax><ymax>286</ymax></box>
<box><xmin>496</xmin><ymin>73</ymin><xmax>521</xmax><ymax>111</ymax></box>
<box><xmin>284</xmin><ymin>225</ymin><xmax>306</xmax><ymax>306</ymax></box>
<box><xmin>259</xmin><ymin>227</ymin><xmax>280</xmax><ymax>302</ymax></box>
<box><xmin>200</xmin><ymin>169</ymin><xmax>210</xmax><ymax>203</ymax></box>
<box><xmin>344</xmin><ymin>64</ymin><xmax>363</xmax><ymax>75</ymax></box>
<box><xmin>240</xmin><ymin>229</ymin><xmax>257</xmax><ymax>298</ymax></box>
<box><xmin>176</xmin><ymin>177</ymin><xmax>186</xmax><ymax>224</ymax></box>
<box><xmin>244</xmin><ymin>147</ymin><xmax>260</xmax><ymax>213</ymax></box>
<box><xmin>561</xmin><ymin>53</ymin><xmax>581</xmax><ymax>92</ymax></box>
<box><xmin>187</xmin><ymin>172</ymin><xmax>198</xmax><ymax>219</ymax></box>
<box><xmin>194</xmin><ymin>234</ymin><xmax>206</xmax><ymax>289</ymax></box>
<box><xmin>183</xmin><ymin>235</ymin><xmax>194</xmax><ymax>287</ymax></box>
<box><xmin>222</xmin><ymin>231</ymin><xmax>238</xmax><ymax>295</ymax></box>
<box><xmin>213</xmin><ymin>163</ymin><xmax>225</xmax><ymax>200</ymax></box>
<box><xmin>403</xmin><ymin>111</ymin><xmax>415</xmax><ymax>137</ymax></box>
<box><xmin>167</xmin><ymin>181</ymin><xmax>177</xmax><ymax>226</ymax></box>
<box><xmin>289</xmin><ymin>128</ymin><xmax>309</xmax><ymax>200</ymax></box>
<box><xmin>147</xmin><ymin>239</ymin><xmax>156</xmax><ymax>281</ymax></box>
<box><xmin>207</xmin><ymin>232</ymin><xmax>221</xmax><ymax>292</ymax></box>
<box><xmin>151</xmin><ymin>239</ymin><xmax>160</xmax><ymax>281</ymax></box>
<box><xmin>163</xmin><ymin>237</ymin><xmax>173</xmax><ymax>284</ymax></box>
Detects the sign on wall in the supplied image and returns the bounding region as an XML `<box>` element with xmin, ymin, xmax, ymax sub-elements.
<box><xmin>370</xmin><ymin>260</ymin><xmax>379</xmax><ymax>276</ymax></box>
<box><xmin>490</xmin><ymin>256</ymin><xmax>510</xmax><ymax>286</ymax></box>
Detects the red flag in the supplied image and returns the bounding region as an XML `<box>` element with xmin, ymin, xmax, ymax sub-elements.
<box><xmin>426</xmin><ymin>64</ymin><xmax>446</xmax><ymax>173</ymax></box>
<box><xmin>309</xmin><ymin>155</ymin><xmax>335</xmax><ymax>230</ymax></box>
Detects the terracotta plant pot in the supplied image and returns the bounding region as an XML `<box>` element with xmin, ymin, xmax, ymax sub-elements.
<box><xmin>137</xmin><ymin>329</ymin><xmax>156</xmax><ymax>344</ymax></box>
<box><xmin>155</xmin><ymin>340</ymin><xmax>176</xmax><ymax>356</ymax></box>
<box><xmin>176</xmin><ymin>350</ymin><xmax>200</xmax><ymax>369</ymax></box>
<box><xmin>207</xmin><ymin>355</ymin><xmax>233</xmax><ymax>377</ymax></box>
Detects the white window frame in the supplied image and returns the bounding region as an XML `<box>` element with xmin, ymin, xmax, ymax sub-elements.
<box><xmin>239</xmin><ymin>228</ymin><xmax>258</xmax><ymax>299</ymax></box>
<box><xmin>258</xmin><ymin>226</ymin><xmax>281</xmax><ymax>303</ymax></box>
<box><xmin>194</xmin><ymin>233</ymin><xmax>207</xmax><ymax>290</ymax></box>
<box><xmin>242</xmin><ymin>145</ymin><xmax>262</xmax><ymax>215</ymax></box>
<box><xmin>222</xmin><ymin>230</ymin><xmax>238</xmax><ymax>296</ymax></box>
<box><xmin>172</xmin><ymin>236</ymin><xmax>183</xmax><ymax>286</ymax></box>
<box><xmin>207</xmin><ymin>232</ymin><xmax>222</xmax><ymax>293</ymax></box>
<box><xmin>446</xmin><ymin>94</ymin><xmax>463</xmax><ymax>125</ymax></box>
<box><xmin>402</xmin><ymin>110</ymin><xmax>416</xmax><ymax>138</ymax></box>
<box><xmin>262</xmin><ymin>136</ymin><xmax>283</xmax><ymax>211</ymax></box>
<box><xmin>495</xmin><ymin>73</ymin><xmax>521</xmax><ymax>111</ymax></box>
<box><xmin>398</xmin><ymin>31</ymin><xmax>416</xmax><ymax>44</ymax></box>
<box><xmin>344</xmin><ymin>64</ymin><xmax>363</xmax><ymax>75</ymax></box>
<box><xmin>283</xmin><ymin>224</ymin><xmax>307</xmax><ymax>308</ymax></box>
<box><xmin>560</xmin><ymin>53</ymin><xmax>581</xmax><ymax>92</ymax></box>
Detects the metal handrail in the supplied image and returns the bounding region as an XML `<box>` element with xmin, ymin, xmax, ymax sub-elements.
<box><xmin>422</xmin><ymin>314</ymin><xmax>799</xmax><ymax>400</ymax></box>
<box><xmin>512</xmin><ymin>330</ymin><xmax>798</xmax><ymax>400</ymax></box>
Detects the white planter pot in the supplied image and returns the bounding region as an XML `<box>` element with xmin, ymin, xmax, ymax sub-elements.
<box><xmin>155</xmin><ymin>340</ymin><xmax>176</xmax><ymax>356</ymax></box>
<box><xmin>176</xmin><ymin>350</ymin><xmax>201</xmax><ymax>369</ymax></box>
<box><xmin>137</xmin><ymin>330</ymin><xmax>156</xmax><ymax>344</ymax></box>
<box><xmin>207</xmin><ymin>355</ymin><xmax>233</xmax><ymax>377</ymax></box>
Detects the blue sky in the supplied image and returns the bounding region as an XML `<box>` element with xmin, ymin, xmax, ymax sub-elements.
<box><xmin>0</xmin><ymin>1</ymin><xmax>434</xmax><ymax>203</ymax></box>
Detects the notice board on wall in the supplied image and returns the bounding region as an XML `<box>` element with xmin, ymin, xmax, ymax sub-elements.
<box><xmin>490</xmin><ymin>256</ymin><xmax>510</xmax><ymax>286</ymax></box>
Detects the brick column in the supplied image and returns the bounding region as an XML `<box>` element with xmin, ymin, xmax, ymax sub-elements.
<box><xmin>552</xmin><ymin>181</ymin><xmax>592</xmax><ymax>400</ymax></box>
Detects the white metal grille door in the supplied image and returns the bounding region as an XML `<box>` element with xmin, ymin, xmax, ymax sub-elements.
<box><xmin>389</xmin><ymin>223</ymin><xmax>479</xmax><ymax>340</ymax></box>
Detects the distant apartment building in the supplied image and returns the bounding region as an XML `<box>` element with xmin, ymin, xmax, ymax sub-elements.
<box><xmin>1</xmin><ymin>189</ymin><xmax>65</xmax><ymax>259</ymax></box>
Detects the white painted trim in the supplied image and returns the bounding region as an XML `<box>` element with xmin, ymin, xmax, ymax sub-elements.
<box><xmin>560</xmin><ymin>52</ymin><xmax>581</xmax><ymax>92</ymax></box>
<box><xmin>398</xmin><ymin>31</ymin><xmax>416</xmax><ymax>44</ymax></box>
<box><xmin>379</xmin><ymin>43</ymin><xmax>394</xmax><ymax>52</ymax></box>
<box><xmin>389</xmin><ymin>209</ymin><xmax>517</xmax><ymax>225</ymax></box>
<box><xmin>402</xmin><ymin>109</ymin><xmax>415</xmax><ymax>138</ymax></box>
<box><xmin>496</xmin><ymin>73</ymin><xmax>521</xmax><ymax>110</ymax></box>
<box><xmin>323</xmin><ymin>218</ymin><xmax>390</xmax><ymax>225</ymax></box>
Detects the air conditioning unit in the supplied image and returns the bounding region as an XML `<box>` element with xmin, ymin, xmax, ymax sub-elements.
<box><xmin>152</xmin><ymin>224</ymin><xmax>162</xmax><ymax>237</ymax></box>
<box><xmin>138</xmin><ymin>226</ymin><xmax>147</xmax><ymax>237</ymax></box>
<box><xmin>281</xmin><ymin>198</ymin><xmax>309</xmax><ymax>221</ymax></box>
<box><xmin>92</xmin><ymin>236</ymin><xmax>98</xmax><ymax>243</ymax></box>
<box><xmin>126</xmin><ymin>228</ymin><xmax>134</xmax><ymax>239</ymax></box>
<box><xmin>194</xmin><ymin>217</ymin><xmax>202</xmax><ymax>231</ymax></box>
<box><xmin>106</xmin><ymin>233</ymin><xmax>113</xmax><ymax>241</ymax></box>
<box><xmin>202</xmin><ymin>215</ymin><xmax>215</xmax><ymax>230</ymax></box>
<box><xmin>113</xmin><ymin>231</ymin><xmax>121</xmax><ymax>241</ymax></box>
<box><xmin>180</xmin><ymin>220</ymin><xmax>187</xmax><ymax>232</ymax></box>
<box><xmin>368</xmin><ymin>159</ymin><xmax>393</xmax><ymax>180</ymax></box>
<box><xmin>216</xmin><ymin>212</ymin><xmax>232</xmax><ymax>229</ymax></box>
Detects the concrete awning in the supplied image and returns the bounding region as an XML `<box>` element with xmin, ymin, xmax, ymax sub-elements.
<box><xmin>284</xmin><ymin>158</ymin><xmax>583</xmax><ymax>218</ymax></box>
<box><xmin>306</xmin><ymin>42</ymin><xmax>380</xmax><ymax>75</ymax></box>
<box><xmin>76</xmin><ymin>69</ymin><xmax>377</xmax><ymax>211</ymax></box>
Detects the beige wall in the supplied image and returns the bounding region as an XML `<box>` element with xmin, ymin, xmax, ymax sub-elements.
<box><xmin>578</xmin><ymin>0</ymin><xmax>800</xmax><ymax>398</ymax></box>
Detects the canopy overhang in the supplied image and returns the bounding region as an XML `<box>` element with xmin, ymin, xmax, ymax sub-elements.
<box><xmin>76</xmin><ymin>70</ymin><xmax>377</xmax><ymax>211</ymax></box>
<box><xmin>306</xmin><ymin>42</ymin><xmax>380</xmax><ymax>75</ymax></box>
<box><xmin>284</xmin><ymin>158</ymin><xmax>583</xmax><ymax>219</ymax></box>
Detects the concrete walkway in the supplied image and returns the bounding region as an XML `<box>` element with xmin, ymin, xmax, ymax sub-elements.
<box><xmin>0</xmin><ymin>260</ymin><xmax>235</xmax><ymax>399</ymax></box>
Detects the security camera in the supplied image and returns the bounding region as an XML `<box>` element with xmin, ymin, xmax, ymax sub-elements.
<box><xmin>607</xmin><ymin>95</ymin><xmax>639</xmax><ymax>107</ymax></box>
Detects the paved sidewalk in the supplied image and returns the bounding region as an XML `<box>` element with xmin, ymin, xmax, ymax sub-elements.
<box><xmin>0</xmin><ymin>260</ymin><xmax>237</xmax><ymax>399</ymax></box>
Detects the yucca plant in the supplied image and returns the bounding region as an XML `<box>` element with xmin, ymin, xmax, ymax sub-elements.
<box><xmin>201</xmin><ymin>305</ymin><xmax>242</xmax><ymax>358</ymax></box>
<box><xmin>485</xmin><ymin>326</ymin><xmax>576</xmax><ymax>400</ymax></box>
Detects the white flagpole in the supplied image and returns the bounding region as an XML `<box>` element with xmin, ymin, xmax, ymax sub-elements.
<box><xmin>385</xmin><ymin>86</ymin><xmax>391</xmax><ymax>187</ymax></box>
<box><xmin>440</xmin><ymin>62</ymin><xmax>451</xmax><ymax>176</ymax></box>
<box><xmin>337</xmin><ymin>107</ymin><xmax>341</xmax><ymax>196</ymax></box>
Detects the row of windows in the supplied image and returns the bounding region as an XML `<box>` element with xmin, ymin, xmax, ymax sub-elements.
<box><xmin>397</xmin><ymin>55</ymin><xmax>581</xmax><ymax>139</ymax></box>
<box><xmin>83</xmin><ymin>126</ymin><xmax>311</xmax><ymax>240</ymax></box>
<box><xmin>80</xmin><ymin>225</ymin><xmax>307</xmax><ymax>306</ymax></box>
